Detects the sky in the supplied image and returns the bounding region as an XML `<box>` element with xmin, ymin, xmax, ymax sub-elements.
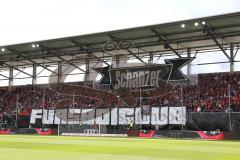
<box><xmin>0</xmin><ymin>0</ymin><xmax>240</xmax><ymax>46</ymax></box>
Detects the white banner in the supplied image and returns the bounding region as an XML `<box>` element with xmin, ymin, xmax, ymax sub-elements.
<box><xmin>169</xmin><ymin>107</ymin><xmax>186</xmax><ymax>125</ymax></box>
<box><xmin>95</xmin><ymin>108</ymin><xmax>110</xmax><ymax>125</ymax></box>
<box><xmin>110</xmin><ymin>108</ymin><xmax>118</xmax><ymax>125</ymax></box>
<box><xmin>81</xmin><ymin>109</ymin><xmax>95</xmax><ymax>124</ymax></box>
<box><xmin>30</xmin><ymin>106</ymin><xmax>186</xmax><ymax>125</ymax></box>
<box><xmin>42</xmin><ymin>110</ymin><xmax>55</xmax><ymax>124</ymax></box>
<box><xmin>151</xmin><ymin>107</ymin><xmax>168</xmax><ymax>125</ymax></box>
<box><xmin>118</xmin><ymin>108</ymin><xmax>134</xmax><ymax>125</ymax></box>
<box><xmin>67</xmin><ymin>109</ymin><xmax>81</xmax><ymax>124</ymax></box>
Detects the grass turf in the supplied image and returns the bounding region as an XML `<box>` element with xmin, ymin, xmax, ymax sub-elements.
<box><xmin>0</xmin><ymin>135</ymin><xmax>240</xmax><ymax>160</ymax></box>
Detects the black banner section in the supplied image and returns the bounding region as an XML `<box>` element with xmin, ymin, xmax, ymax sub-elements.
<box><xmin>189</xmin><ymin>112</ymin><xmax>240</xmax><ymax>131</ymax></box>
<box><xmin>111</xmin><ymin>64</ymin><xmax>171</xmax><ymax>89</ymax></box>
<box><xmin>163</xmin><ymin>58</ymin><xmax>194</xmax><ymax>81</ymax></box>
<box><xmin>94</xmin><ymin>58</ymin><xmax>193</xmax><ymax>88</ymax></box>
<box><xmin>17</xmin><ymin>115</ymin><xmax>30</xmax><ymax>128</ymax></box>
<box><xmin>93</xmin><ymin>66</ymin><xmax>111</xmax><ymax>85</ymax></box>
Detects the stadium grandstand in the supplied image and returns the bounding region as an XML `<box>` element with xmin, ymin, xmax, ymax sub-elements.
<box><xmin>0</xmin><ymin>11</ymin><xmax>240</xmax><ymax>140</ymax></box>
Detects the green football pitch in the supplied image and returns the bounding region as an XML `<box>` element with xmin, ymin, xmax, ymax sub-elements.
<box><xmin>0</xmin><ymin>135</ymin><xmax>240</xmax><ymax>160</ymax></box>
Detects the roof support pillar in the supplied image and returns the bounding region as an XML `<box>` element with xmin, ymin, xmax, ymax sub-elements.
<box><xmin>149</xmin><ymin>52</ymin><xmax>153</xmax><ymax>64</ymax></box>
<box><xmin>58</xmin><ymin>61</ymin><xmax>63</xmax><ymax>83</ymax></box>
<box><xmin>230</xmin><ymin>43</ymin><xmax>234</xmax><ymax>73</ymax></box>
<box><xmin>9</xmin><ymin>67</ymin><xmax>13</xmax><ymax>88</ymax></box>
<box><xmin>115</xmin><ymin>55</ymin><xmax>120</xmax><ymax>68</ymax></box>
<box><xmin>187</xmin><ymin>48</ymin><xmax>192</xmax><ymax>78</ymax></box>
<box><xmin>32</xmin><ymin>64</ymin><xmax>37</xmax><ymax>85</ymax></box>
<box><xmin>85</xmin><ymin>59</ymin><xmax>90</xmax><ymax>82</ymax></box>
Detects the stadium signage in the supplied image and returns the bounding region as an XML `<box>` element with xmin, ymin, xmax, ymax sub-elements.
<box><xmin>112</xmin><ymin>65</ymin><xmax>169</xmax><ymax>89</ymax></box>
<box><xmin>95</xmin><ymin>58</ymin><xmax>194</xmax><ymax>88</ymax></box>
<box><xmin>30</xmin><ymin>107</ymin><xmax>186</xmax><ymax>125</ymax></box>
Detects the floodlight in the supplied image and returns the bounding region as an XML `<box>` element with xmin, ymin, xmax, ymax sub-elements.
<box><xmin>181</xmin><ymin>24</ymin><xmax>186</xmax><ymax>28</ymax></box>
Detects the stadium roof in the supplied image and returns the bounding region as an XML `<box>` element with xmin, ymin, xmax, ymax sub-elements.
<box><xmin>0</xmin><ymin>11</ymin><xmax>240</xmax><ymax>68</ymax></box>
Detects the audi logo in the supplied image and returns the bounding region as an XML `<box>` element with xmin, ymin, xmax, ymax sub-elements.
<box><xmin>83</xmin><ymin>129</ymin><xmax>99</xmax><ymax>135</ymax></box>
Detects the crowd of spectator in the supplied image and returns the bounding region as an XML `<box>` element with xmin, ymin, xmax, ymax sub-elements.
<box><xmin>0</xmin><ymin>72</ymin><xmax>240</xmax><ymax>116</ymax></box>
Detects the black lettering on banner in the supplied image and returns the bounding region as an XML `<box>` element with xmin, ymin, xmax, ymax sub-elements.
<box><xmin>111</xmin><ymin>64</ymin><xmax>171</xmax><ymax>89</ymax></box>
